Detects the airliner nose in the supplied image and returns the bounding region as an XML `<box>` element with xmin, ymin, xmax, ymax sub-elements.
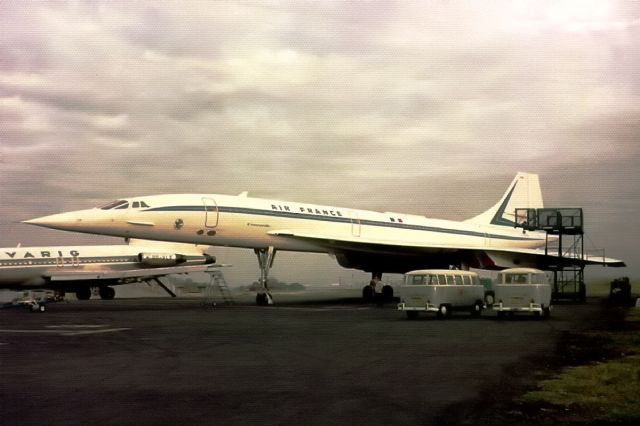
<box><xmin>22</xmin><ymin>212</ymin><xmax>84</xmax><ymax>231</ymax></box>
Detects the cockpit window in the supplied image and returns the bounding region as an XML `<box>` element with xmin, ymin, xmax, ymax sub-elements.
<box><xmin>100</xmin><ymin>200</ymin><xmax>129</xmax><ymax>210</ymax></box>
<box><xmin>131</xmin><ymin>201</ymin><xmax>150</xmax><ymax>209</ymax></box>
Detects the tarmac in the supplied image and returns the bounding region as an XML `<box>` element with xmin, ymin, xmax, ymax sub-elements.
<box><xmin>0</xmin><ymin>289</ymin><xmax>603</xmax><ymax>425</ymax></box>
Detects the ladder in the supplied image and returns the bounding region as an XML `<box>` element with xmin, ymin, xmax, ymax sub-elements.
<box><xmin>203</xmin><ymin>271</ymin><xmax>234</xmax><ymax>307</ymax></box>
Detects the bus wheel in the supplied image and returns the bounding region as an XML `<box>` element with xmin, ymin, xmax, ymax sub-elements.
<box><xmin>542</xmin><ymin>306</ymin><xmax>551</xmax><ymax>319</ymax></box>
<box><xmin>382</xmin><ymin>285</ymin><xmax>394</xmax><ymax>301</ymax></box>
<box><xmin>471</xmin><ymin>301</ymin><xmax>483</xmax><ymax>317</ymax></box>
<box><xmin>437</xmin><ymin>304</ymin><xmax>449</xmax><ymax>318</ymax></box>
<box><xmin>406</xmin><ymin>311</ymin><xmax>418</xmax><ymax>320</ymax></box>
<box><xmin>484</xmin><ymin>293</ymin><xmax>494</xmax><ymax>306</ymax></box>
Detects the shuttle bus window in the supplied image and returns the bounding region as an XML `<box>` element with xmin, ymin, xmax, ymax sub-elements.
<box><xmin>506</xmin><ymin>274</ymin><xmax>528</xmax><ymax>284</ymax></box>
<box><xmin>462</xmin><ymin>275</ymin><xmax>471</xmax><ymax>285</ymax></box>
<box><xmin>409</xmin><ymin>275</ymin><xmax>425</xmax><ymax>285</ymax></box>
<box><xmin>531</xmin><ymin>273</ymin><xmax>544</xmax><ymax>284</ymax></box>
<box><xmin>437</xmin><ymin>274</ymin><xmax>447</xmax><ymax>285</ymax></box>
<box><xmin>453</xmin><ymin>275</ymin><xmax>463</xmax><ymax>285</ymax></box>
<box><xmin>472</xmin><ymin>276</ymin><xmax>480</xmax><ymax>286</ymax></box>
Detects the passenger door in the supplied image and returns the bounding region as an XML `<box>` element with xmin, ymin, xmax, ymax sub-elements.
<box><xmin>349</xmin><ymin>211</ymin><xmax>361</xmax><ymax>237</ymax></box>
<box><xmin>202</xmin><ymin>197</ymin><xmax>218</xmax><ymax>228</ymax></box>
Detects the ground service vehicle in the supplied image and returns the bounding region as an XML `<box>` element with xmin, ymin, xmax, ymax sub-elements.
<box><xmin>492</xmin><ymin>268</ymin><xmax>551</xmax><ymax>318</ymax></box>
<box><xmin>398</xmin><ymin>269</ymin><xmax>485</xmax><ymax>319</ymax></box>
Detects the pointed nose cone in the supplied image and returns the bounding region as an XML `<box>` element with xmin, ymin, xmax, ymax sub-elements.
<box><xmin>23</xmin><ymin>208</ymin><xmax>131</xmax><ymax>238</ymax></box>
<box><xmin>22</xmin><ymin>209</ymin><xmax>100</xmax><ymax>232</ymax></box>
<box><xmin>23</xmin><ymin>211</ymin><xmax>88</xmax><ymax>232</ymax></box>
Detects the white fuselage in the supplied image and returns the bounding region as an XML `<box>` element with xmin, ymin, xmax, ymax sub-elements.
<box><xmin>24</xmin><ymin>172</ymin><xmax>625</xmax><ymax>275</ymax></box>
<box><xmin>25</xmin><ymin>193</ymin><xmax>547</xmax><ymax>254</ymax></box>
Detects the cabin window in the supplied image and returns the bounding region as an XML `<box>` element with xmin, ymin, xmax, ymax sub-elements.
<box><xmin>140</xmin><ymin>201</ymin><xmax>149</xmax><ymax>208</ymax></box>
<box><xmin>115</xmin><ymin>202</ymin><xmax>129</xmax><ymax>209</ymax></box>
<box><xmin>132</xmin><ymin>201</ymin><xmax>140</xmax><ymax>208</ymax></box>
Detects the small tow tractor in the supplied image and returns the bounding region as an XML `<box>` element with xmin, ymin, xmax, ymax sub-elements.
<box><xmin>2</xmin><ymin>292</ymin><xmax>49</xmax><ymax>313</ymax></box>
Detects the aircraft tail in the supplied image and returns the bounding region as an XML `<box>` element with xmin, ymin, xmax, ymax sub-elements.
<box><xmin>465</xmin><ymin>172</ymin><xmax>543</xmax><ymax>227</ymax></box>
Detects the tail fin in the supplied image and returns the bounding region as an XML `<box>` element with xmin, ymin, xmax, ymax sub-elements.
<box><xmin>465</xmin><ymin>172</ymin><xmax>543</xmax><ymax>227</ymax></box>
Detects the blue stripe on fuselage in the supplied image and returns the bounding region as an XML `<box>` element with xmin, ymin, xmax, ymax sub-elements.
<box><xmin>491</xmin><ymin>182</ymin><xmax>517</xmax><ymax>226</ymax></box>
<box><xmin>144</xmin><ymin>205</ymin><xmax>541</xmax><ymax>242</ymax></box>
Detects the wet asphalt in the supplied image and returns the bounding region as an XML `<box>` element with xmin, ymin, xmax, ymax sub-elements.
<box><xmin>0</xmin><ymin>293</ymin><xmax>601</xmax><ymax>425</ymax></box>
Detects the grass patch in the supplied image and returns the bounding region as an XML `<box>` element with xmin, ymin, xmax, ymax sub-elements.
<box><xmin>586</xmin><ymin>279</ymin><xmax>613</xmax><ymax>297</ymax></box>
<box><xmin>523</xmin><ymin>308</ymin><xmax>640</xmax><ymax>423</ymax></box>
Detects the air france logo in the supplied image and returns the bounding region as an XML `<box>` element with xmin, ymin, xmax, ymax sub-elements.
<box><xmin>271</xmin><ymin>204</ymin><xmax>344</xmax><ymax>217</ymax></box>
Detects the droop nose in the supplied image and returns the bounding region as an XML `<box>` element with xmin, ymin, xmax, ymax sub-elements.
<box><xmin>22</xmin><ymin>211</ymin><xmax>87</xmax><ymax>231</ymax></box>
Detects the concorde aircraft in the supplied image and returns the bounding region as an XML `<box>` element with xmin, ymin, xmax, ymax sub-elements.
<box><xmin>0</xmin><ymin>238</ymin><xmax>216</xmax><ymax>309</ymax></box>
<box><xmin>24</xmin><ymin>172</ymin><xmax>625</xmax><ymax>305</ymax></box>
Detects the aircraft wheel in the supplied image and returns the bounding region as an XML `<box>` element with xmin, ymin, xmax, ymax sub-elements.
<box><xmin>76</xmin><ymin>288</ymin><xmax>91</xmax><ymax>300</ymax></box>
<box><xmin>406</xmin><ymin>311</ymin><xmax>418</xmax><ymax>320</ymax></box>
<box><xmin>99</xmin><ymin>286</ymin><xmax>115</xmax><ymax>300</ymax></box>
<box><xmin>256</xmin><ymin>293</ymin><xmax>268</xmax><ymax>306</ymax></box>
<box><xmin>362</xmin><ymin>285</ymin><xmax>374</xmax><ymax>302</ymax></box>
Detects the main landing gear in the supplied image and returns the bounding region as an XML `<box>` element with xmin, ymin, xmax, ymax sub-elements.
<box><xmin>362</xmin><ymin>272</ymin><xmax>394</xmax><ymax>303</ymax></box>
<box><xmin>75</xmin><ymin>286</ymin><xmax>116</xmax><ymax>300</ymax></box>
<box><xmin>255</xmin><ymin>247</ymin><xmax>276</xmax><ymax>306</ymax></box>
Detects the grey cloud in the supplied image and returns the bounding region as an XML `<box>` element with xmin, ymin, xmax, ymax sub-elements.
<box><xmin>1</xmin><ymin>0</ymin><xmax>638</xmax><ymax>282</ymax></box>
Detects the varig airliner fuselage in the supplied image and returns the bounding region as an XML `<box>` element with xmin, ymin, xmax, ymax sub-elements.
<box><xmin>0</xmin><ymin>240</ymin><xmax>216</xmax><ymax>302</ymax></box>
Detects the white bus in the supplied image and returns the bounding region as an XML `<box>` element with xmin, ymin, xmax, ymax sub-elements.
<box><xmin>397</xmin><ymin>269</ymin><xmax>485</xmax><ymax>319</ymax></box>
<box><xmin>493</xmin><ymin>268</ymin><xmax>551</xmax><ymax>318</ymax></box>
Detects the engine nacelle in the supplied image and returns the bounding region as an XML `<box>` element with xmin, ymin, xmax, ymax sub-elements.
<box><xmin>138</xmin><ymin>253</ymin><xmax>187</xmax><ymax>266</ymax></box>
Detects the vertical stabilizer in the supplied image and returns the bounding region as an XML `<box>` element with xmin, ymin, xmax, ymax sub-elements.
<box><xmin>465</xmin><ymin>172</ymin><xmax>543</xmax><ymax>227</ymax></box>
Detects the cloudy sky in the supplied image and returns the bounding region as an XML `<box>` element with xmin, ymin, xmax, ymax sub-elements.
<box><xmin>1</xmin><ymin>0</ymin><xmax>638</xmax><ymax>287</ymax></box>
